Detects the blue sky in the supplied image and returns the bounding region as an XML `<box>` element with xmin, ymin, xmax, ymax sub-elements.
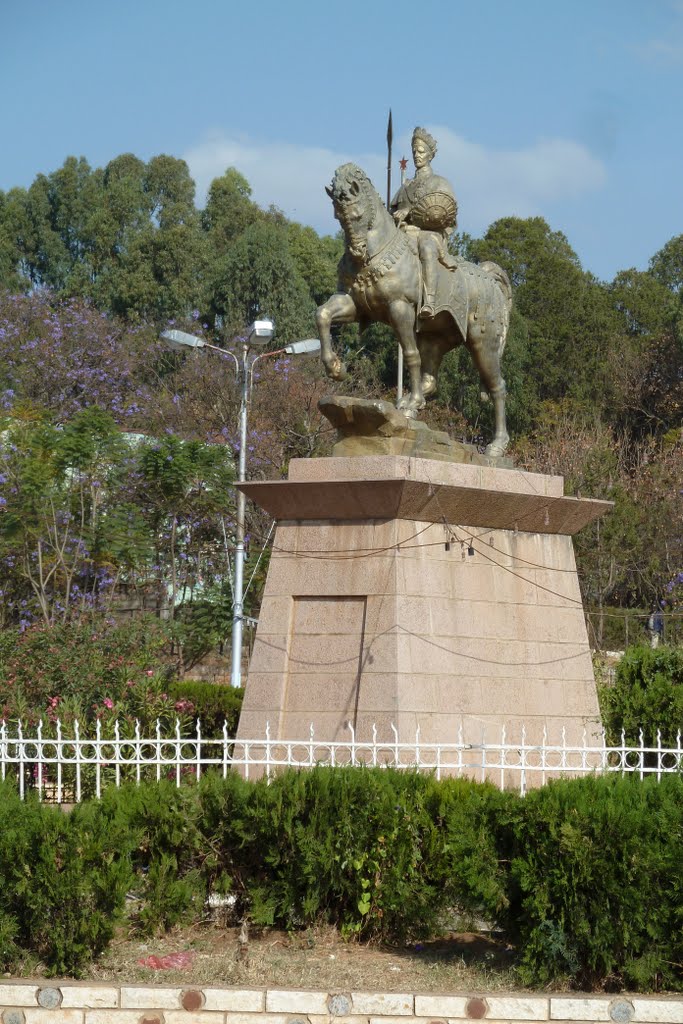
<box><xmin>2</xmin><ymin>0</ymin><xmax>682</xmax><ymax>281</ymax></box>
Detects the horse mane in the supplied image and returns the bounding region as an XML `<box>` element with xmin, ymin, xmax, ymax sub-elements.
<box><xmin>330</xmin><ymin>163</ymin><xmax>382</xmax><ymax>208</ymax></box>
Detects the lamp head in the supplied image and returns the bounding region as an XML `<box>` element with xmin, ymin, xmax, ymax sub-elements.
<box><xmin>284</xmin><ymin>338</ymin><xmax>321</xmax><ymax>357</ymax></box>
<box><xmin>160</xmin><ymin>329</ymin><xmax>206</xmax><ymax>352</ymax></box>
<box><xmin>247</xmin><ymin>319</ymin><xmax>275</xmax><ymax>347</ymax></box>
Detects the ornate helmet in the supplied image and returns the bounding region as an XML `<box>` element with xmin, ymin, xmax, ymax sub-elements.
<box><xmin>412</xmin><ymin>126</ymin><xmax>437</xmax><ymax>159</ymax></box>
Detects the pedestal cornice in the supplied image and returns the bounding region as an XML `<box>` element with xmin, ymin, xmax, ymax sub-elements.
<box><xmin>238</xmin><ymin>476</ymin><xmax>611</xmax><ymax>536</ymax></box>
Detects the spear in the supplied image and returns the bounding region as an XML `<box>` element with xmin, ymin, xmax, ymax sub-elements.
<box><xmin>386</xmin><ymin>110</ymin><xmax>405</xmax><ymax>404</ymax></box>
<box><xmin>386</xmin><ymin>108</ymin><xmax>393</xmax><ymax>210</ymax></box>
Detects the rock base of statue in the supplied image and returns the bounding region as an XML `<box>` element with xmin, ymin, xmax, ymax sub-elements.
<box><xmin>236</xmin><ymin>453</ymin><xmax>611</xmax><ymax>783</ymax></box>
<box><xmin>318</xmin><ymin>395</ymin><xmax>513</xmax><ymax>465</ymax></box>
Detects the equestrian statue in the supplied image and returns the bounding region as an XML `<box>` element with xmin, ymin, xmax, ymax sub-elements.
<box><xmin>316</xmin><ymin>127</ymin><xmax>513</xmax><ymax>458</ymax></box>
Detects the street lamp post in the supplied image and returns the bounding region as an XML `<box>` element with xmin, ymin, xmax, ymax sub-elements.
<box><xmin>160</xmin><ymin>324</ymin><xmax>320</xmax><ymax>687</ymax></box>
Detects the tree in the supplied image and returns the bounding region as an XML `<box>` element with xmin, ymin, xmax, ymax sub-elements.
<box><xmin>650</xmin><ymin>235</ymin><xmax>683</xmax><ymax>294</ymax></box>
<box><xmin>468</xmin><ymin>217</ymin><xmax>622</xmax><ymax>424</ymax></box>
<box><xmin>209</xmin><ymin>219</ymin><xmax>316</xmax><ymax>341</ymax></box>
<box><xmin>0</xmin><ymin>407</ymin><xmax>146</xmax><ymax>625</ymax></box>
<box><xmin>201</xmin><ymin>167</ymin><xmax>261</xmax><ymax>249</ymax></box>
<box><xmin>0</xmin><ymin>404</ymin><xmax>237</xmax><ymax>634</ymax></box>
<box><xmin>285</xmin><ymin>221</ymin><xmax>343</xmax><ymax>307</ymax></box>
<box><xmin>101</xmin><ymin>156</ymin><xmax>208</xmax><ymax>322</ymax></box>
<box><xmin>0</xmin><ymin>290</ymin><xmax>157</xmax><ymax>426</ymax></box>
<box><xmin>0</xmin><ymin>188</ymin><xmax>33</xmax><ymax>293</ymax></box>
<box><xmin>608</xmin><ymin>264</ymin><xmax>683</xmax><ymax>438</ymax></box>
<box><xmin>135</xmin><ymin>433</ymin><xmax>235</xmax><ymax>618</ymax></box>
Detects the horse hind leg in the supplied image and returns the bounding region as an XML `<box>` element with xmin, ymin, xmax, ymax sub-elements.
<box><xmin>417</xmin><ymin>329</ymin><xmax>457</xmax><ymax>398</ymax></box>
<box><xmin>468</xmin><ymin>327</ymin><xmax>509</xmax><ymax>457</ymax></box>
<box><xmin>389</xmin><ymin>300</ymin><xmax>425</xmax><ymax>417</ymax></box>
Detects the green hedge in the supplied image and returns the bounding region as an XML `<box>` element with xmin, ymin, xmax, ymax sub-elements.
<box><xmin>1</xmin><ymin>769</ymin><xmax>683</xmax><ymax>990</ymax></box>
<box><xmin>167</xmin><ymin>680</ymin><xmax>243</xmax><ymax>736</ymax></box>
<box><xmin>600</xmin><ymin>644</ymin><xmax>683</xmax><ymax>744</ymax></box>
<box><xmin>0</xmin><ymin>781</ymin><xmax>134</xmax><ymax>975</ymax></box>
<box><xmin>504</xmin><ymin>774</ymin><xmax>683</xmax><ymax>990</ymax></box>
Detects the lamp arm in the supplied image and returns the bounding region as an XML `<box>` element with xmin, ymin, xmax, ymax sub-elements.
<box><xmin>248</xmin><ymin>346</ymin><xmax>289</xmax><ymax>395</ymax></box>
<box><xmin>201</xmin><ymin>341</ymin><xmax>239</xmax><ymax>374</ymax></box>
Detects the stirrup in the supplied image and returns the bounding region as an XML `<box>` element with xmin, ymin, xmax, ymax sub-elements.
<box><xmin>419</xmin><ymin>301</ymin><xmax>435</xmax><ymax>320</ymax></box>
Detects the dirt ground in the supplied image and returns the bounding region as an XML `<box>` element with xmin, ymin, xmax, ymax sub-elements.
<box><xmin>79</xmin><ymin>924</ymin><xmax>520</xmax><ymax>992</ymax></box>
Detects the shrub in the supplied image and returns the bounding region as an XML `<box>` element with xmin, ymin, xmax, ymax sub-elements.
<box><xmin>0</xmin><ymin>616</ymin><xmax>172</xmax><ymax>723</ymax></box>
<box><xmin>4</xmin><ymin>766</ymin><xmax>683</xmax><ymax>989</ymax></box>
<box><xmin>209</xmin><ymin>767</ymin><xmax>511</xmax><ymax>942</ymax></box>
<box><xmin>168</xmin><ymin>680</ymin><xmax>243</xmax><ymax>736</ymax></box>
<box><xmin>504</xmin><ymin>773</ymin><xmax>683</xmax><ymax>990</ymax></box>
<box><xmin>600</xmin><ymin>644</ymin><xmax>683</xmax><ymax>744</ymax></box>
<box><xmin>0</xmin><ymin>779</ymin><xmax>133</xmax><ymax>975</ymax></box>
<box><xmin>94</xmin><ymin>782</ymin><xmax>205</xmax><ymax>935</ymax></box>
<box><xmin>426</xmin><ymin>775</ymin><xmax>515</xmax><ymax>926</ymax></box>
<box><xmin>196</xmin><ymin>770</ymin><xmax>254</xmax><ymax>907</ymax></box>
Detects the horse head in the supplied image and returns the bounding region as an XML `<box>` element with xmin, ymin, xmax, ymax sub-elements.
<box><xmin>326</xmin><ymin>163</ymin><xmax>380</xmax><ymax>258</ymax></box>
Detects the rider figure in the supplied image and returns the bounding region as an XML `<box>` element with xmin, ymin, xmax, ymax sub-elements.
<box><xmin>391</xmin><ymin>127</ymin><xmax>458</xmax><ymax>319</ymax></box>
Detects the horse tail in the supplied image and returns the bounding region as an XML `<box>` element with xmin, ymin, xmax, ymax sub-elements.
<box><xmin>479</xmin><ymin>261</ymin><xmax>512</xmax><ymax>360</ymax></box>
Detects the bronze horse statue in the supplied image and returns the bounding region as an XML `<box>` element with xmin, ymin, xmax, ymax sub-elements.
<box><xmin>316</xmin><ymin>163</ymin><xmax>513</xmax><ymax>457</ymax></box>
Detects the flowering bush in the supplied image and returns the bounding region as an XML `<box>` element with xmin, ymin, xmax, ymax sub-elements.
<box><xmin>0</xmin><ymin>617</ymin><xmax>173</xmax><ymax>726</ymax></box>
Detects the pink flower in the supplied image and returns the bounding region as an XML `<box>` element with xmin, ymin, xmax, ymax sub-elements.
<box><xmin>126</xmin><ymin>680</ymin><xmax>135</xmax><ymax>687</ymax></box>
<box><xmin>146</xmin><ymin>670</ymin><xmax>154</xmax><ymax>677</ymax></box>
<box><xmin>103</xmin><ymin>698</ymin><xmax>114</xmax><ymax>709</ymax></box>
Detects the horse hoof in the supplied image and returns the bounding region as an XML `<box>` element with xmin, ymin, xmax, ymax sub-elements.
<box><xmin>485</xmin><ymin>436</ymin><xmax>509</xmax><ymax>458</ymax></box>
<box><xmin>421</xmin><ymin>373</ymin><xmax>437</xmax><ymax>397</ymax></box>
<box><xmin>324</xmin><ymin>360</ymin><xmax>347</xmax><ymax>381</ymax></box>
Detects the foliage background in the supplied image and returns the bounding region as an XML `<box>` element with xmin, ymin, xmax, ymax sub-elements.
<box><xmin>0</xmin><ymin>151</ymin><xmax>681</xmax><ymax>678</ymax></box>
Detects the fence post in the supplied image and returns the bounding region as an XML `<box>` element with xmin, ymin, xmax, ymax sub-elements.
<box><xmin>17</xmin><ymin>721</ymin><xmax>25</xmax><ymax>800</ymax></box>
<box><xmin>657</xmin><ymin>729</ymin><xmax>662</xmax><ymax>783</ymax></box>
<box><xmin>175</xmin><ymin>719</ymin><xmax>182</xmax><ymax>788</ymax></box>
<box><xmin>264</xmin><ymin>721</ymin><xmax>271</xmax><ymax>781</ymax></box>
<box><xmin>56</xmin><ymin>719</ymin><xmax>63</xmax><ymax>804</ymax></box>
<box><xmin>155</xmin><ymin>719</ymin><xmax>162</xmax><ymax>783</ymax></box>
<box><xmin>74</xmin><ymin>719</ymin><xmax>82</xmax><ymax>803</ymax></box>
<box><xmin>115</xmin><ymin>719</ymin><xmax>121</xmax><ymax>789</ymax></box>
<box><xmin>391</xmin><ymin>723</ymin><xmax>399</xmax><ymax>768</ymax></box>
<box><xmin>500</xmin><ymin>724</ymin><xmax>506</xmax><ymax>791</ymax></box>
<box><xmin>95</xmin><ymin>718</ymin><xmax>102</xmax><ymax>800</ymax></box>
<box><xmin>135</xmin><ymin>720</ymin><xmax>142</xmax><ymax>786</ymax></box>
<box><xmin>36</xmin><ymin>719</ymin><xmax>43</xmax><ymax>800</ymax></box>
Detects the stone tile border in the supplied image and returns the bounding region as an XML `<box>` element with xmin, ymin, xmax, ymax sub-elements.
<box><xmin>1</xmin><ymin>985</ymin><xmax>683</xmax><ymax>1024</ymax></box>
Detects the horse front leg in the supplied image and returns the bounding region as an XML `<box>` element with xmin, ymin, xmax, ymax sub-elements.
<box><xmin>388</xmin><ymin>300</ymin><xmax>425</xmax><ymax>418</ymax></box>
<box><xmin>315</xmin><ymin>293</ymin><xmax>357</xmax><ymax>381</ymax></box>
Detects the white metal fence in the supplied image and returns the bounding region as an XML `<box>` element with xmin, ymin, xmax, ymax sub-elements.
<box><xmin>1</xmin><ymin>719</ymin><xmax>682</xmax><ymax>801</ymax></box>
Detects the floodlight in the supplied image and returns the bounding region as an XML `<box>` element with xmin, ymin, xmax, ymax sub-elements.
<box><xmin>160</xmin><ymin>329</ymin><xmax>206</xmax><ymax>351</ymax></box>
<box><xmin>247</xmin><ymin>319</ymin><xmax>275</xmax><ymax>347</ymax></box>
<box><xmin>284</xmin><ymin>339</ymin><xmax>321</xmax><ymax>357</ymax></box>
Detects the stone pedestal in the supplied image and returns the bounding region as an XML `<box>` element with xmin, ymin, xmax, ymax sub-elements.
<box><xmin>237</xmin><ymin>456</ymin><xmax>611</xmax><ymax>749</ymax></box>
